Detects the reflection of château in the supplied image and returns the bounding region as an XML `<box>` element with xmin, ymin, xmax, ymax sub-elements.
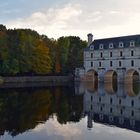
<box><xmin>75</xmin><ymin>81</ymin><xmax>140</xmax><ymax>132</ymax></box>
<box><xmin>75</xmin><ymin>34</ymin><xmax>140</xmax><ymax>83</ymax></box>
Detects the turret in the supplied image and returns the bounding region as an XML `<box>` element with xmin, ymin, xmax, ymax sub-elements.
<box><xmin>87</xmin><ymin>33</ymin><xmax>93</xmax><ymax>46</ymax></box>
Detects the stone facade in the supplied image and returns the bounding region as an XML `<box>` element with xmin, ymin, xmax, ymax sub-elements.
<box><xmin>77</xmin><ymin>34</ymin><xmax>140</xmax><ymax>83</ymax></box>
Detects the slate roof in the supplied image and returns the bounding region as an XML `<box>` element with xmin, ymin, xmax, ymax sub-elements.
<box><xmin>85</xmin><ymin>34</ymin><xmax>140</xmax><ymax>51</ymax></box>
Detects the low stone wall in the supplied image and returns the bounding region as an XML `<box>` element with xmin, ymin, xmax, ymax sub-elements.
<box><xmin>0</xmin><ymin>76</ymin><xmax>73</xmax><ymax>88</ymax></box>
<box><xmin>3</xmin><ymin>76</ymin><xmax>72</xmax><ymax>83</ymax></box>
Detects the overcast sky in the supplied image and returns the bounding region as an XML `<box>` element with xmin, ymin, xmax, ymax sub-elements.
<box><xmin>1</xmin><ymin>0</ymin><xmax>140</xmax><ymax>40</ymax></box>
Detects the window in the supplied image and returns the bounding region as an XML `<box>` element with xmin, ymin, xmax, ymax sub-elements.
<box><xmin>119</xmin><ymin>99</ymin><xmax>121</xmax><ymax>105</ymax></box>
<box><xmin>110</xmin><ymin>61</ymin><xmax>112</xmax><ymax>67</ymax></box>
<box><xmin>91</xmin><ymin>62</ymin><xmax>93</xmax><ymax>67</ymax></box>
<box><xmin>91</xmin><ymin>105</ymin><xmax>93</xmax><ymax>110</ymax></box>
<box><xmin>99</xmin><ymin>97</ymin><xmax>101</xmax><ymax>102</ymax></box>
<box><xmin>110</xmin><ymin>52</ymin><xmax>112</xmax><ymax>57</ymax></box>
<box><xmin>131</xmin><ymin>100</ymin><xmax>134</xmax><ymax>107</ymax></box>
<box><xmin>100</xmin><ymin>106</ymin><xmax>103</xmax><ymax>111</ymax></box>
<box><xmin>120</xmin><ymin>109</ymin><xmax>123</xmax><ymax>115</ymax></box>
<box><xmin>120</xmin><ymin>51</ymin><xmax>123</xmax><ymax>57</ymax></box>
<box><xmin>91</xmin><ymin>53</ymin><xmax>93</xmax><ymax>58</ymax></box>
<box><xmin>91</xmin><ymin>96</ymin><xmax>93</xmax><ymax>101</ymax></box>
<box><xmin>131</xmin><ymin>110</ymin><xmax>134</xmax><ymax>117</ymax></box>
<box><xmin>90</xmin><ymin>45</ymin><xmax>94</xmax><ymax>50</ymax></box>
<box><xmin>99</xmin><ymin>62</ymin><xmax>101</xmax><ymax>67</ymax></box>
<box><xmin>110</xmin><ymin>108</ymin><xmax>112</xmax><ymax>113</ymax></box>
<box><xmin>109</xmin><ymin>43</ymin><xmax>114</xmax><ymax>48</ymax></box>
<box><xmin>119</xmin><ymin>42</ymin><xmax>124</xmax><ymax>48</ymax></box>
<box><xmin>130</xmin><ymin>41</ymin><xmax>135</xmax><ymax>47</ymax></box>
<box><xmin>131</xmin><ymin>50</ymin><xmax>134</xmax><ymax>56</ymax></box>
<box><xmin>119</xmin><ymin>61</ymin><xmax>122</xmax><ymax>67</ymax></box>
<box><xmin>110</xmin><ymin>98</ymin><xmax>113</xmax><ymax>104</ymax></box>
<box><xmin>100</xmin><ymin>52</ymin><xmax>103</xmax><ymax>58</ymax></box>
<box><xmin>99</xmin><ymin>44</ymin><xmax>104</xmax><ymax>49</ymax></box>
<box><xmin>131</xmin><ymin>60</ymin><xmax>134</xmax><ymax>67</ymax></box>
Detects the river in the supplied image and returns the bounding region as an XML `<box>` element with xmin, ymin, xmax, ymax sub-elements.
<box><xmin>0</xmin><ymin>81</ymin><xmax>139</xmax><ymax>140</ymax></box>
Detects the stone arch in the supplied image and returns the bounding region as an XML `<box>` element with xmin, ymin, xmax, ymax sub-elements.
<box><xmin>104</xmin><ymin>70</ymin><xmax>117</xmax><ymax>83</ymax></box>
<box><xmin>84</xmin><ymin>81</ymin><xmax>98</xmax><ymax>93</ymax></box>
<box><xmin>85</xmin><ymin>69</ymin><xmax>98</xmax><ymax>82</ymax></box>
<box><xmin>104</xmin><ymin>82</ymin><xmax>117</xmax><ymax>94</ymax></box>
<box><xmin>125</xmin><ymin>82</ymin><xmax>139</xmax><ymax>97</ymax></box>
<box><xmin>125</xmin><ymin>69</ymin><xmax>139</xmax><ymax>83</ymax></box>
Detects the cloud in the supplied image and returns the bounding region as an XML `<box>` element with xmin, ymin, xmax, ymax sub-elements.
<box><xmin>5</xmin><ymin>0</ymin><xmax>140</xmax><ymax>40</ymax></box>
<box><xmin>6</xmin><ymin>3</ymin><xmax>82</xmax><ymax>39</ymax></box>
<box><xmin>33</xmin><ymin>117</ymin><xmax>81</xmax><ymax>138</ymax></box>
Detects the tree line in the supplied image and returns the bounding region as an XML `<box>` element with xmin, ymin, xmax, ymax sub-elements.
<box><xmin>0</xmin><ymin>24</ymin><xmax>87</xmax><ymax>76</ymax></box>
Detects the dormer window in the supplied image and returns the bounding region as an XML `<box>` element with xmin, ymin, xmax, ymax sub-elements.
<box><xmin>109</xmin><ymin>43</ymin><xmax>114</xmax><ymax>48</ymax></box>
<box><xmin>90</xmin><ymin>45</ymin><xmax>94</xmax><ymax>50</ymax></box>
<box><xmin>119</xmin><ymin>42</ymin><xmax>124</xmax><ymax>48</ymax></box>
<box><xmin>99</xmin><ymin>44</ymin><xmax>104</xmax><ymax>49</ymax></box>
<box><xmin>130</xmin><ymin>41</ymin><xmax>135</xmax><ymax>47</ymax></box>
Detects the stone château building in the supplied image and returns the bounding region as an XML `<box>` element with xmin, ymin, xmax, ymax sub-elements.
<box><xmin>75</xmin><ymin>34</ymin><xmax>140</xmax><ymax>83</ymax></box>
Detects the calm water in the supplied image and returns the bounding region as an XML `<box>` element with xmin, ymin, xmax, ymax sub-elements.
<box><xmin>0</xmin><ymin>82</ymin><xmax>140</xmax><ymax>140</ymax></box>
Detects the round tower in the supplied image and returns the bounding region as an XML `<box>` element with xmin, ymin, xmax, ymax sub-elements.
<box><xmin>87</xmin><ymin>33</ymin><xmax>93</xmax><ymax>46</ymax></box>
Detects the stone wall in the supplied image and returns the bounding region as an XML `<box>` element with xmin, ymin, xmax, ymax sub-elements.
<box><xmin>0</xmin><ymin>76</ymin><xmax>73</xmax><ymax>88</ymax></box>
<box><xmin>3</xmin><ymin>76</ymin><xmax>72</xmax><ymax>83</ymax></box>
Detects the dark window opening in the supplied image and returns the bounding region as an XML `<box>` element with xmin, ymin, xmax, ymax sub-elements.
<box><xmin>119</xmin><ymin>61</ymin><xmax>122</xmax><ymax>67</ymax></box>
<box><xmin>131</xmin><ymin>100</ymin><xmax>134</xmax><ymax>107</ymax></box>
<box><xmin>99</xmin><ymin>97</ymin><xmax>101</xmax><ymax>102</ymax></box>
<box><xmin>110</xmin><ymin>61</ymin><xmax>112</xmax><ymax>67</ymax></box>
<box><xmin>120</xmin><ymin>51</ymin><xmax>123</xmax><ymax>57</ymax></box>
<box><xmin>131</xmin><ymin>50</ymin><xmax>134</xmax><ymax>56</ymax></box>
<box><xmin>110</xmin><ymin>108</ymin><xmax>112</xmax><ymax>113</ymax></box>
<box><xmin>91</xmin><ymin>53</ymin><xmax>93</xmax><ymax>58</ymax></box>
<box><xmin>131</xmin><ymin>110</ymin><xmax>134</xmax><ymax>116</ymax></box>
<box><xmin>99</xmin><ymin>62</ymin><xmax>101</xmax><ymax>67</ymax></box>
<box><xmin>110</xmin><ymin>52</ymin><xmax>112</xmax><ymax>57</ymax></box>
<box><xmin>101</xmin><ymin>52</ymin><xmax>103</xmax><ymax>58</ymax></box>
<box><xmin>131</xmin><ymin>60</ymin><xmax>134</xmax><ymax>67</ymax></box>
<box><xmin>91</xmin><ymin>62</ymin><xmax>93</xmax><ymax>67</ymax></box>
<box><xmin>110</xmin><ymin>98</ymin><xmax>113</xmax><ymax>104</ymax></box>
<box><xmin>119</xmin><ymin>99</ymin><xmax>121</xmax><ymax>105</ymax></box>
<box><xmin>91</xmin><ymin>96</ymin><xmax>93</xmax><ymax>101</ymax></box>
<box><xmin>120</xmin><ymin>109</ymin><xmax>123</xmax><ymax>115</ymax></box>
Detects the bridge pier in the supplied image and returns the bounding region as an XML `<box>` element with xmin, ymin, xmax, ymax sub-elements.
<box><xmin>117</xmin><ymin>69</ymin><xmax>126</xmax><ymax>83</ymax></box>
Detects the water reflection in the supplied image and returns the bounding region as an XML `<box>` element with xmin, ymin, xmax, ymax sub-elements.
<box><xmin>81</xmin><ymin>81</ymin><xmax>140</xmax><ymax>132</ymax></box>
<box><xmin>0</xmin><ymin>81</ymin><xmax>139</xmax><ymax>139</ymax></box>
<box><xmin>0</xmin><ymin>86</ymin><xmax>83</xmax><ymax>137</ymax></box>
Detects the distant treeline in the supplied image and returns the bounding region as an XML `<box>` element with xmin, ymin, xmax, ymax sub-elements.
<box><xmin>0</xmin><ymin>24</ymin><xmax>87</xmax><ymax>76</ymax></box>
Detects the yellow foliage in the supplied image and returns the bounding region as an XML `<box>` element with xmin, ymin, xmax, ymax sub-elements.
<box><xmin>32</xmin><ymin>40</ymin><xmax>52</xmax><ymax>74</ymax></box>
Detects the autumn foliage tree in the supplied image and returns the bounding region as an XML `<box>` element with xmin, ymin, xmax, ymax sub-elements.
<box><xmin>0</xmin><ymin>24</ymin><xmax>87</xmax><ymax>76</ymax></box>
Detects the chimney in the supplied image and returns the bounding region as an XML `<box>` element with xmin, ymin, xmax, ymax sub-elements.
<box><xmin>87</xmin><ymin>33</ymin><xmax>93</xmax><ymax>46</ymax></box>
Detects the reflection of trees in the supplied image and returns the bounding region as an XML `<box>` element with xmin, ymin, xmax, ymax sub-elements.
<box><xmin>0</xmin><ymin>88</ymin><xmax>53</xmax><ymax>136</ymax></box>
<box><xmin>54</xmin><ymin>87</ymin><xmax>83</xmax><ymax>124</ymax></box>
<box><xmin>0</xmin><ymin>86</ymin><xmax>83</xmax><ymax>136</ymax></box>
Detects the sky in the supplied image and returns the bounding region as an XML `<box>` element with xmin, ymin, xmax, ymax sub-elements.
<box><xmin>1</xmin><ymin>0</ymin><xmax>140</xmax><ymax>40</ymax></box>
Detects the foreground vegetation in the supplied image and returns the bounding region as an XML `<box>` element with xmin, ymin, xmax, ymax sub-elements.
<box><xmin>0</xmin><ymin>24</ymin><xmax>86</xmax><ymax>76</ymax></box>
